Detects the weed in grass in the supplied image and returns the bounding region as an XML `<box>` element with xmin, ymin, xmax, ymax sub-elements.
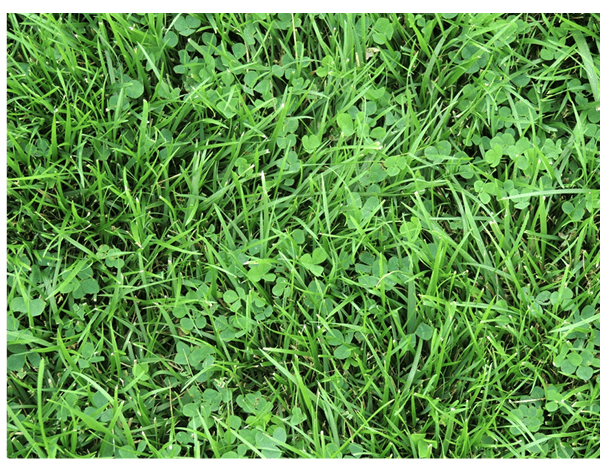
<box><xmin>7</xmin><ymin>13</ymin><xmax>599</xmax><ymax>459</ymax></box>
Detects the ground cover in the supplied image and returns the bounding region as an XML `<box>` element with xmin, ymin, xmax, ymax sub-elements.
<box><xmin>7</xmin><ymin>13</ymin><xmax>600</xmax><ymax>458</ymax></box>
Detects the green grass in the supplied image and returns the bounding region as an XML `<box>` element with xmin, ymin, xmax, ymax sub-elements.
<box><xmin>6</xmin><ymin>13</ymin><xmax>600</xmax><ymax>458</ymax></box>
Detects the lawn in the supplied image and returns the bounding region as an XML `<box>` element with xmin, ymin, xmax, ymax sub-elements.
<box><xmin>6</xmin><ymin>13</ymin><xmax>600</xmax><ymax>458</ymax></box>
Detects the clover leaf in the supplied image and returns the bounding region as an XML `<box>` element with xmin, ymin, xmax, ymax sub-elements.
<box><xmin>337</xmin><ymin>113</ymin><xmax>355</xmax><ymax>137</ymax></box>
<box><xmin>485</xmin><ymin>144</ymin><xmax>503</xmax><ymax>167</ymax></box>
<box><xmin>223</xmin><ymin>289</ymin><xmax>240</xmax><ymax>306</ymax></box>
<box><xmin>562</xmin><ymin>200</ymin><xmax>586</xmax><ymax>222</ymax></box>
<box><xmin>174</xmin><ymin>14</ymin><xmax>201</xmax><ymax>37</ymax></box>
<box><xmin>300</xmin><ymin>247</ymin><xmax>327</xmax><ymax>276</ymax></box>
<box><xmin>272</xmin><ymin>276</ymin><xmax>290</xmax><ymax>297</ymax></box>
<box><xmin>10</xmin><ymin>296</ymin><xmax>46</xmax><ymax>317</ymax></box>
<box><xmin>276</xmin><ymin>151</ymin><xmax>301</xmax><ymax>173</ymax></box>
<box><xmin>254</xmin><ymin>426</ymin><xmax>286</xmax><ymax>458</ymax></box>
<box><xmin>424</xmin><ymin>140</ymin><xmax>452</xmax><ymax>164</ymax></box>
<box><xmin>292</xmin><ymin>229</ymin><xmax>305</xmax><ymax>244</ymax></box>
<box><xmin>290</xmin><ymin>407</ymin><xmax>307</xmax><ymax>425</ymax></box>
<box><xmin>124</xmin><ymin>78</ymin><xmax>144</xmax><ymax>99</ymax></box>
<box><xmin>132</xmin><ymin>362</ymin><xmax>150</xmax><ymax>381</ymax></box>
<box><xmin>416</xmin><ymin>323</ymin><xmax>433</xmax><ymax>341</ymax></box>
<box><xmin>508</xmin><ymin>404</ymin><xmax>544</xmax><ymax>435</ymax></box>
<box><xmin>302</xmin><ymin>134</ymin><xmax>321</xmax><ymax>153</ymax></box>
<box><xmin>247</xmin><ymin>262</ymin><xmax>273</xmax><ymax>283</ymax></box>
<box><xmin>105</xmin><ymin>247</ymin><xmax>125</xmax><ymax>269</ymax></box>
<box><xmin>325</xmin><ymin>329</ymin><xmax>354</xmax><ymax>360</ymax></box>
<box><xmin>316</xmin><ymin>55</ymin><xmax>335</xmax><ymax>77</ymax></box>
<box><xmin>72</xmin><ymin>278</ymin><xmax>100</xmax><ymax>299</ymax></box>
<box><xmin>373</xmin><ymin>18</ymin><xmax>394</xmax><ymax>45</ymax></box>
<box><xmin>385</xmin><ymin>155</ymin><xmax>407</xmax><ymax>176</ymax></box>
<box><xmin>162</xmin><ymin>30</ymin><xmax>178</xmax><ymax>48</ymax></box>
<box><xmin>275</xmin><ymin>134</ymin><xmax>296</xmax><ymax>149</ymax></box>
<box><xmin>400</xmin><ymin>216</ymin><xmax>421</xmax><ymax>242</ymax></box>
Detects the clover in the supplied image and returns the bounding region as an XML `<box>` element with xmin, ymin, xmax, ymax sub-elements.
<box><xmin>325</xmin><ymin>328</ymin><xmax>354</xmax><ymax>360</ymax></box>
<box><xmin>300</xmin><ymin>247</ymin><xmax>328</xmax><ymax>277</ymax></box>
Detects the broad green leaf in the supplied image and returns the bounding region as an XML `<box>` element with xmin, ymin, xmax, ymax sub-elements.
<box><xmin>326</xmin><ymin>329</ymin><xmax>344</xmax><ymax>346</ymax></box>
<box><xmin>276</xmin><ymin>134</ymin><xmax>296</xmax><ymax>149</ymax></box>
<box><xmin>292</xmin><ymin>229</ymin><xmax>305</xmax><ymax>244</ymax></box>
<box><xmin>82</xmin><ymin>278</ymin><xmax>100</xmax><ymax>295</ymax></box>
<box><xmin>311</xmin><ymin>247</ymin><xmax>327</xmax><ymax>264</ymax></box>
<box><xmin>305</xmin><ymin>264</ymin><xmax>323</xmax><ymax>276</ymax></box>
<box><xmin>334</xmin><ymin>344</ymin><xmax>352</xmax><ymax>360</ymax></box>
<box><xmin>175</xmin><ymin>342</ymin><xmax>191</xmax><ymax>365</ymax></box>
<box><xmin>416</xmin><ymin>323</ymin><xmax>433</xmax><ymax>341</ymax></box>
<box><xmin>180</xmin><ymin>317</ymin><xmax>194</xmax><ymax>331</ymax></box>
<box><xmin>105</xmin><ymin>248</ymin><xmax>125</xmax><ymax>268</ymax></box>
<box><xmin>232</xmin><ymin>43</ymin><xmax>246</xmax><ymax>59</ymax></box>
<box><xmin>73</xmin><ymin>278</ymin><xmax>99</xmax><ymax>299</ymax></box>
<box><xmin>560</xmin><ymin>359</ymin><xmax>576</xmax><ymax>375</ymax></box>
<box><xmin>10</xmin><ymin>296</ymin><xmax>45</xmax><ymax>316</ymax></box>
<box><xmin>358</xmin><ymin>275</ymin><xmax>379</xmax><ymax>289</ymax></box>
<box><xmin>562</xmin><ymin>201</ymin><xmax>575</xmax><ymax>215</ymax></box>
<box><xmin>485</xmin><ymin>145</ymin><xmax>503</xmax><ymax>167</ymax></box>
<box><xmin>567</xmin><ymin>352</ymin><xmax>582</xmax><ymax>367</ymax></box>
<box><xmin>511</xmin><ymin>74</ymin><xmax>530</xmax><ymax>87</ymax></box>
<box><xmin>248</xmin><ymin>263</ymin><xmax>272</xmax><ymax>283</ymax></box>
<box><xmin>576</xmin><ymin>366</ymin><xmax>593</xmax><ymax>381</ymax></box>
<box><xmin>290</xmin><ymin>407</ymin><xmax>306</xmax><ymax>425</ymax></box>
<box><xmin>337</xmin><ymin>113</ymin><xmax>355</xmax><ymax>137</ymax></box>
<box><xmin>133</xmin><ymin>362</ymin><xmax>149</xmax><ymax>379</ymax></box>
<box><xmin>163</xmin><ymin>30</ymin><xmax>178</xmax><ymax>47</ymax></box>
<box><xmin>385</xmin><ymin>155</ymin><xmax>406</xmax><ymax>176</ymax></box>
<box><xmin>223</xmin><ymin>290</ymin><xmax>240</xmax><ymax>304</ymax></box>
<box><xmin>373</xmin><ymin>18</ymin><xmax>393</xmax><ymax>44</ymax></box>
<box><xmin>125</xmin><ymin>79</ymin><xmax>144</xmax><ymax>99</ymax></box>
<box><xmin>545</xmin><ymin>401</ymin><xmax>558</xmax><ymax>412</ymax></box>
<box><xmin>182</xmin><ymin>402</ymin><xmax>200</xmax><ymax>417</ymax></box>
<box><xmin>478</xmin><ymin>192</ymin><xmax>491</xmax><ymax>204</ymax></box>
<box><xmin>7</xmin><ymin>353</ymin><xmax>26</xmax><ymax>371</ymax></box>
<box><xmin>302</xmin><ymin>134</ymin><xmax>320</xmax><ymax>152</ymax></box>
<box><xmin>272</xmin><ymin>426</ymin><xmax>287</xmax><ymax>444</ymax></box>
<box><xmin>173</xmin><ymin>304</ymin><xmax>188</xmax><ymax>318</ymax></box>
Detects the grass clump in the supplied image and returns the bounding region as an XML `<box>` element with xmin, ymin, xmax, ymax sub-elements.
<box><xmin>7</xmin><ymin>13</ymin><xmax>599</xmax><ymax>458</ymax></box>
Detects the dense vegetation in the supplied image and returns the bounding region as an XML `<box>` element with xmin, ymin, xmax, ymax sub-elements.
<box><xmin>7</xmin><ymin>13</ymin><xmax>600</xmax><ymax>458</ymax></box>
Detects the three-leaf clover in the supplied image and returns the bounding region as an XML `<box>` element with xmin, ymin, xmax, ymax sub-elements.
<box><xmin>290</xmin><ymin>407</ymin><xmax>307</xmax><ymax>425</ymax></box>
<box><xmin>316</xmin><ymin>55</ymin><xmax>335</xmax><ymax>77</ymax></box>
<box><xmin>424</xmin><ymin>140</ymin><xmax>452</xmax><ymax>164</ymax></box>
<box><xmin>544</xmin><ymin>385</ymin><xmax>565</xmax><ymax>413</ymax></box>
<box><xmin>508</xmin><ymin>404</ymin><xmax>544</xmax><ymax>435</ymax></box>
<box><xmin>384</xmin><ymin>155</ymin><xmax>407</xmax><ymax>176</ymax></box>
<box><xmin>246</xmin><ymin>261</ymin><xmax>273</xmax><ymax>283</ymax></box>
<box><xmin>325</xmin><ymin>329</ymin><xmax>354</xmax><ymax>359</ymax></box>
<box><xmin>77</xmin><ymin>340</ymin><xmax>105</xmax><ymax>369</ymax></box>
<box><xmin>10</xmin><ymin>295</ymin><xmax>46</xmax><ymax>317</ymax></box>
<box><xmin>400</xmin><ymin>216</ymin><xmax>422</xmax><ymax>242</ymax></box>
<box><xmin>276</xmin><ymin>151</ymin><xmax>301</xmax><ymax>174</ymax></box>
<box><xmin>223</xmin><ymin>289</ymin><xmax>243</xmax><ymax>312</ymax></box>
<box><xmin>174</xmin><ymin>341</ymin><xmax>215</xmax><ymax>382</ymax></box>
<box><xmin>300</xmin><ymin>247</ymin><xmax>327</xmax><ymax>276</ymax></box>
<box><xmin>104</xmin><ymin>247</ymin><xmax>125</xmax><ymax>269</ymax></box>
<box><xmin>255</xmin><ymin>426</ymin><xmax>287</xmax><ymax>458</ymax></box>
<box><xmin>174</xmin><ymin>14</ymin><xmax>201</xmax><ymax>37</ymax></box>
<box><xmin>59</xmin><ymin>264</ymin><xmax>100</xmax><ymax>299</ymax></box>
<box><xmin>562</xmin><ymin>199</ymin><xmax>586</xmax><ymax>222</ymax></box>
<box><xmin>236</xmin><ymin>391</ymin><xmax>274</xmax><ymax>428</ymax></box>
<box><xmin>373</xmin><ymin>17</ymin><xmax>394</xmax><ymax>45</ymax></box>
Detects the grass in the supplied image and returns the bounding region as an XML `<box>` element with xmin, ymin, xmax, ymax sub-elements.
<box><xmin>6</xmin><ymin>13</ymin><xmax>600</xmax><ymax>458</ymax></box>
